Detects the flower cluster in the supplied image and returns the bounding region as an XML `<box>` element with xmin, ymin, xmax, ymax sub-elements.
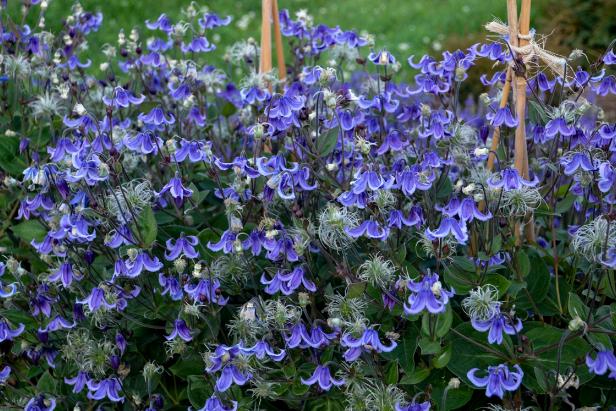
<box><xmin>0</xmin><ymin>2</ymin><xmax>615</xmax><ymax>411</ymax></box>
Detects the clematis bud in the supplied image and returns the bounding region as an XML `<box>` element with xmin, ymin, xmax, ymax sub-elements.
<box><xmin>474</xmin><ymin>147</ymin><xmax>489</xmax><ymax>156</ymax></box>
<box><xmin>448</xmin><ymin>377</ymin><xmax>461</xmax><ymax>389</ymax></box>
<box><xmin>568</xmin><ymin>315</ymin><xmax>586</xmax><ymax>332</ymax></box>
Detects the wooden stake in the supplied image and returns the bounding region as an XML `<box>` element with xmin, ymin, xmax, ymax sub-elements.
<box><xmin>259</xmin><ymin>0</ymin><xmax>273</xmax><ymax>75</ymax></box>
<box><xmin>259</xmin><ymin>0</ymin><xmax>286</xmax><ymax>81</ymax></box>
<box><xmin>271</xmin><ymin>0</ymin><xmax>286</xmax><ymax>81</ymax></box>
<box><xmin>474</xmin><ymin>7</ymin><xmax>517</xmax><ymax>255</ymax></box>
<box><xmin>487</xmin><ymin>68</ymin><xmax>513</xmax><ymax>172</ymax></box>
<box><xmin>513</xmin><ymin>0</ymin><xmax>536</xmax><ymax>244</ymax></box>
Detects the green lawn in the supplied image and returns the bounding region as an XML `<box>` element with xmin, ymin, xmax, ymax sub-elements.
<box><xmin>10</xmin><ymin>0</ymin><xmax>533</xmax><ymax>61</ymax></box>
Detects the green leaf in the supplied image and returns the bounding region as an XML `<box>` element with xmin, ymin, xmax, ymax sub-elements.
<box><xmin>588</xmin><ymin>331</ymin><xmax>613</xmax><ymax>351</ymax></box>
<box><xmin>516</xmin><ymin>253</ymin><xmax>550</xmax><ymax>310</ymax></box>
<box><xmin>567</xmin><ymin>292</ymin><xmax>589</xmax><ymax>319</ymax></box>
<box><xmin>451</xmin><ymin>256</ymin><xmax>477</xmax><ymax>273</ymax></box>
<box><xmin>522</xmin><ymin>322</ymin><xmax>593</xmax><ymax>393</ymax></box>
<box><xmin>11</xmin><ymin>220</ymin><xmax>47</xmax><ymax>243</ymax></box>
<box><xmin>221</xmin><ymin>102</ymin><xmax>237</xmax><ymax>117</ymax></box>
<box><xmin>484</xmin><ymin>274</ymin><xmax>511</xmax><ymax>296</ymax></box>
<box><xmin>136</xmin><ymin>206</ymin><xmax>157</xmax><ymax>247</ymax></box>
<box><xmin>187</xmin><ymin>375</ymin><xmax>211</xmax><ymax>408</ymax></box>
<box><xmin>419</xmin><ymin>337</ymin><xmax>441</xmax><ymax>355</ymax></box>
<box><xmin>381</xmin><ymin>325</ymin><xmax>419</xmax><ymax>373</ymax></box>
<box><xmin>346</xmin><ymin>282</ymin><xmax>367</xmax><ymax>298</ymax></box>
<box><xmin>317</xmin><ymin>129</ymin><xmax>338</xmax><ymax>157</ymax></box>
<box><xmin>555</xmin><ymin>194</ymin><xmax>577</xmax><ymax>214</ymax></box>
<box><xmin>444</xmin><ymin>262</ymin><xmax>478</xmax><ymax>295</ymax></box>
<box><xmin>291</xmin><ymin>379</ymin><xmax>310</xmax><ymax>396</ymax></box>
<box><xmin>422</xmin><ymin>306</ymin><xmax>453</xmax><ymax>338</ymax></box>
<box><xmin>431</xmin><ymin>383</ymin><xmax>473</xmax><ymax>410</ymax></box>
<box><xmin>309</xmin><ymin>397</ymin><xmax>345</xmax><ymax>411</ymax></box>
<box><xmin>169</xmin><ymin>352</ymin><xmax>204</xmax><ymax>378</ymax></box>
<box><xmin>447</xmin><ymin>323</ymin><xmax>509</xmax><ymax>385</ymax></box>
<box><xmin>515</xmin><ymin>250</ymin><xmax>531</xmax><ymax>277</ymax></box>
<box><xmin>385</xmin><ymin>361</ymin><xmax>399</xmax><ymax>384</ymax></box>
<box><xmin>432</xmin><ymin>344</ymin><xmax>452</xmax><ymax>368</ymax></box>
<box><xmin>0</xmin><ymin>135</ymin><xmax>27</xmax><ymax>175</ymax></box>
<box><xmin>399</xmin><ymin>367</ymin><xmax>430</xmax><ymax>385</ymax></box>
<box><xmin>36</xmin><ymin>370</ymin><xmax>57</xmax><ymax>394</ymax></box>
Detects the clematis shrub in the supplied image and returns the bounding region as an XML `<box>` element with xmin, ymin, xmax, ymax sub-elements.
<box><xmin>0</xmin><ymin>2</ymin><xmax>616</xmax><ymax>411</ymax></box>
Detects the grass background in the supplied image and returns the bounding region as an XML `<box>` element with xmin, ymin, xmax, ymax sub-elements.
<box><xmin>14</xmin><ymin>0</ymin><xmax>527</xmax><ymax>60</ymax></box>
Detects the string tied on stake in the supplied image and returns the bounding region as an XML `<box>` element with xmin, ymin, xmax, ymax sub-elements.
<box><xmin>485</xmin><ymin>20</ymin><xmax>569</xmax><ymax>79</ymax></box>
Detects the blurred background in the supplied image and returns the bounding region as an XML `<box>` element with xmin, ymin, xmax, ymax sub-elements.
<box><xmin>13</xmin><ymin>0</ymin><xmax>616</xmax><ymax>63</ymax></box>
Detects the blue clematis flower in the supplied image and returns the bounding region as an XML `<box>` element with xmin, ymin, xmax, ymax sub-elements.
<box><xmin>0</xmin><ymin>365</ymin><xmax>10</xmax><ymax>384</ymax></box>
<box><xmin>487</xmin><ymin>168</ymin><xmax>538</xmax><ymax>191</ymax></box>
<box><xmin>267</xmin><ymin>91</ymin><xmax>305</xmax><ymax>119</ymax></box>
<box><xmin>181</xmin><ymin>36</ymin><xmax>216</xmax><ymax>53</ymax></box>
<box><xmin>301</xmin><ymin>365</ymin><xmax>345</xmax><ymax>391</ymax></box>
<box><xmin>184</xmin><ymin>278</ymin><xmax>228</xmax><ymax>306</ymax></box>
<box><xmin>486</xmin><ymin>107</ymin><xmax>518</xmax><ymax>128</ymax></box>
<box><xmin>138</xmin><ymin>107</ymin><xmax>175</xmax><ymax>127</ymax></box>
<box><xmin>586</xmin><ymin>350</ymin><xmax>616</xmax><ymax>379</ymax></box>
<box><xmin>25</xmin><ymin>395</ymin><xmax>57</xmax><ymax>411</ymax></box>
<box><xmin>38</xmin><ymin>315</ymin><xmax>76</xmax><ymax>333</ymax></box>
<box><xmin>125</xmin><ymin>251</ymin><xmax>163</xmax><ymax>278</ymax></box>
<box><xmin>284</xmin><ymin>323</ymin><xmax>309</xmax><ymax>348</ymax></box>
<box><xmin>105</xmin><ymin>225</ymin><xmax>136</xmax><ymax>248</ymax></box>
<box><xmin>0</xmin><ymin>319</ymin><xmax>25</xmax><ymax>342</ymax></box>
<box><xmin>198</xmin><ymin>12</ymin><xmax>232</xmax><ymax>29</ymax></box>
<box><xmin>215</xmin><ymin>365</ymin><xmax>252</xmax><ymax>392</ymax></box>
<box><xmin>467</xmin><ymin>364</ymin><xmax>524</xmax><ymax>398</ymax></box>
<box><xmin>0</xmin><ymin>264</ymin><xmax>17</xmax><ymax>299</ymax></box>
<box><xmin>157</xmin><ymin>175</ymin><xmax>193</xmax><ymax>208</ymax></box>
<box><xmin>403</xmin><ymin>273</ymin><xmax>454</xmax><ymax>315</ymax></box>
<box><xmin>395</xmin><ymin>165</ymin><xmax>435</xmax><ymax>196</ymax></box>
<box><xmin>48</xmin><ymin>262</ymin><xmax>82</xmax><ymax>288</ymax></box>
<box><xmin>64</xmin><ymin>55</ymin><xmax>91</xmax><ymax>70</ymax></box>
<box><xmin>395</xmin><ymin>401</ymin><xmax>431</xmax><ymax>411</ymax></box>
<box><xmin>261</xmin><ymin>266</ymin><xmax>316</xmax><ymax>295</ymax></box>
<box><xmin>387</xmin><ymin>208</ymin><xmax>423</xmax><ymax>229</ymax></box>
<box><xmin>302</xmin><ymin>325</ymin><xmax>338</xmax><ymax>348</ymax></box>
<box><xmin>86</xmin><ymin>377</ymin><xmax>125</xmax><ymax>402</ymax></box>
<box><xmin>64</xmin><ymin>371</ymin><xmax>91</xmax><ymax>393</ymax></box>
<box><xmin>560</xmin><ymin>152</ymin><xmax>595</xmax><ymax>175</ymax></box>
<box><xmin>345</xmin><ymin>219</ymin><xmax>390</xmax><ymax>241</ymax></box>
<box><xmin>165</xmin><ymin>234</ymin><xmax>200</xmax><ymax>260</ymax></box>
<box><xmin>471</xmin><ymin>312</ymin><xmax>522</xmax><ymax>345</ymax></box>
<box><xmin>545</xmin><ymin>117</ymin><xmax>576</xmax><ymax>137</ymax></box>
<box><xmin>341</xmin><ymin>327</ymin><xmax>397</xmax><ymax>361</ymax></box>
<box><xmin>159</xmin><ymin>273</ymin><xmax>184</xmax><ymax>300</ymax></box>
<box><xmin>77</xmin><ymin>287</ymin><xmax>116</xmax><ymax>312</ymax></box>
<box><xmin>166</xmin><ymin>319</ymin><xmax>193</xmax><ymax>342</ymax></box>
<box><xmin>425</xmin><ymin>217</ymin><xmax>468</xmax><ymax>243</ymax></box>
<box><xmin>196</xmin><ymin>395</ymin><xmax>237</xmax><ymax>411</ymax></box>
<box><xmin>437</xmin><ymin>197</ymin><xmax>492</xmax><ymax>222</ymax></box>
<box><xmin>145</xmin><ymin>14</ymin><xmax>173</xmax><ymax>32</ymax></box>
<box><xmin>103</xmin><ymin>86</ymin><xmax>145</xmax><ymax>108</ymax></box>
<box><xmin>368</xmin><ymin>49</ymin><xmax>396</xmax><ymax>65</ymax></box>
<box><xmin>174</xmin><ymin>139</ymin><xmax>210</xmax><ymax>163</ymax></box>
<box><xmin>207</xmin><ymin>230</ymin><xmax>237</xmax><ymax>254</ymax></box>
<box><xmin>241</xmin><ymin>340</ymin><xmax>286</xmax><ymax>362</ymax></box>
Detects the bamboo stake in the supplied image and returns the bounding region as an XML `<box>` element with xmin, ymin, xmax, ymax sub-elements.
<box><xmin>513</xmin><ymin>0</ymin><xmax>536</xmax><ymax>244</ymax></box>
<box><xmin>259</xmin><ymin>0</ymin><xmax>273</xmax><ymax>75</ymax></box>
<box><xmin>487</xmin><ymin>68</ymin><xmax>513</xmax><ymax>171</ymax></box>
<box><xmin>473</xmin><ymin>7</ymin><xmax>517</xmax><ymax>256</ymax></box>
<box><xmin>259</xmin><ymin>0</ymin><xmax>286</xmax><ymax>80</ymax></box>
<box><xmin>271</xmin><ymin>0</ymin><xmax>286</xmax><ymax>81</ymax></box>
